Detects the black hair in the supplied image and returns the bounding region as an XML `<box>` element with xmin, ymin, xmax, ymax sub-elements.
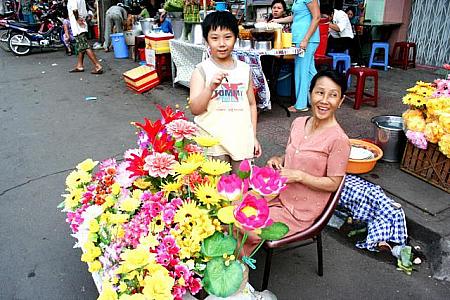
<box><xmin>201</xmin><ymin>11</ymin><xmax>239</xmax><ymax>41</ymax></box>
<box><xmin>309</xmin><ymin>70</ymin><xmax>347</xmax><ymax>95</ymax></box>
<box><xmin>345</xmin><ymin>6</ymin><xmax>355</xmax><ymax>15</ymax></box>
<box><xmin>320</xmin><ymin>4</ymin><xmax>333</xmax><ymax>16</ymax></box>
<box><xmin>271</xmin><ymin>0</ymin><xmax>287</xmax><ymax>12</ymax></box>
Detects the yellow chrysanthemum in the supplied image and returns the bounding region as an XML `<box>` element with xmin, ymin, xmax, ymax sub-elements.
<box><xmin>109</xmin><ymin>213</ymin><xmax>130</xmax><ymax>224</ymax></box>
<box><xmin>173</xmin><ymin>201</ymin><xmax>203</xmax><ymax>224</ymax></box>
<box><xmin>186</xmin><ymin>153</ymin><xmax>206</xmax><ymax>164</ymax></box>
<box><xmin>119</xmin><ymin>197</ymin><xmax>141</xmax><ymax>212</ymax></box>
<box><xmin>161</xmin><ymin>181</ymin><xmax>183</xmax><ymax>196</ymax></box>
<box><xmin>416</xmin><ymin>87</ymin><xmax>434</xmax><ymax>98</ymax></box>
<box><xmin>140</xmin><ymin>233</ymin><xmax>159</xmax><ymax>249</ymax></box>
<box><xmin>104</xmin><ymin>195</ymin><xmax>116</xmax><ymax>208</ymax></box>
<box><xmin>132</xmin><ymin>189</ymin><xmax>143</xmax><ymax>200</ymax></box>
<box><xmin>133</xmin><ymin>178</ymin><xmax>152</xmax><ymax>190</ymax></box>
<box><xmin>149</xmin><ymin>216</ymin><xmax>165</xmax><ymax>233</ymax></box>
<box><xmin>65</xmin><ymin>170</ymin><xmax>91</xmax><ymax>190</ymax></box>
<box><xmin>76</xmin><ymin>158</ymin><xmax>98</xmax><ymax>172</ymax></box>
<box><xmin>416</xmin><ymin>80</ymin><xmax>432</xmax><ymax>87</ymax></box>
<box><xmin>98</xmin><ymin>281</ymin><xmax>118</xmax><ymax>300</ymax></box>
<box><xmin>64</xmin><ymin>188</ymin><xmax>83</xmax><ymax>210</ymax></box>
<box><xmin>89</xmin><ymin>219</ymin><xmax>100</xmax><ymax>233</ymax></box>
<box><xmin>173</xmin><ymin>161</ymin><xmax>202</xmax><ymax>175</ymax></box>
<box><xmin>406</xmin><ymin>115</ymin><xmax>426</xmax><ymax>132</ymax></box>
<box><xmin>120</xmin><ymin>293</ymin><xmax>146</xmax><ymax>300</ymax></box>
<box><xmin>193</xmin><ymin>135</ymin><xmax>221</xmax><ymax>147</ymax></box>
<box><xmin>201</xmin><ymin>159</ymin><xmax>231</xmax><ymax>176</ymax></box>
<box><xmin>194</xmin><ymin>182</ymin><xmax>223</xmax><ymax>208</ymax></box>
<box><xmin>119</xmin><ymin>246</ymin><xmax>154</xmax><ymax>273</ymax></box>
<box><xmin>218</xmin><ymin>205</ymin><xmax>236</xmax><ymax>224</ymax></box>
<box><xmin>81</xmin><ymin>242</ymin><xmax>101</xmax><ymax>263</ymax></box>
<box><xmin>142</xmin><ymin>270</ymin><xmax>175</xmax><ymax>300</ymax></box>
<box><xmin>439</xmin><ymin>113</ymin><xmax>450</xmax><ymax>133</ymax></box>
<box><xmin>88</xmin><ymin>260</ymin><xmax>102</xmax><ymax>273</ymax></box>
<box><xmin>438</xmin><ymin>134</ymin><xmax>450</xmax><ymax>158</ymax></box>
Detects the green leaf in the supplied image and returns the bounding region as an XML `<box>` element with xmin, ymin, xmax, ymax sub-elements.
<box><xmin>201</xmin><ymin>232</ymin><xmax>237</xmax><ymax>257</ymax></box>
<box><xmin>175</xmin><ymin>140</ymin><xmax>184</xmax><ymax>148</ymax></box>
<box><xmin>178</xmin><ymin>151</ymin><xmax>187</xmax><ymax>161</ymax></box>
<box><xmin>258</xmin><ymin>222</ymin><xmax>289</xmax><ymax>240</ymax></box>
<box><xmin>202</xmin><ymin>258</ymin><xmax>243</xmax><ymax>298</ymax></box>
<box><xmin>56</xmin><ymin>200</ymin><xmax>65</xmax><ymax>209</ymax></box>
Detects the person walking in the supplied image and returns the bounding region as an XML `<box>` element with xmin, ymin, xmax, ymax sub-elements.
<box><xmin>67</xmin><ymin>0</ymin><xmax>103</xmax><ymax>74</ymax></box>
<box><xmin>103</xmin><ymin>3</ymin><xmax>129</xmax><ymax>52</ymax></box>
<box><xmin>270</xmin><ymin>0</ymin><xmax>320</xmax><ymax>113</ymax></box>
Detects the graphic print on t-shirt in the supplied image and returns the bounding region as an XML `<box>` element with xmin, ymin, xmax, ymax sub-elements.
<box><xmin>213</xmin><ymin>82</ymin><xmax>246</xmax><ymax>103</ymax></box>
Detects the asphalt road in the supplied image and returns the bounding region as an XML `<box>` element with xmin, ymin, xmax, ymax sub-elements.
<box><xmin>0</xmin><ymin>48</ymin><xmax>449</xmax><ymax>300</ymax></box>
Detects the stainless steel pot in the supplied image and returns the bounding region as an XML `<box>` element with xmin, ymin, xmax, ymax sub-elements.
<box><xmin>239</xmin><ymin>39</ymin><xmax>252</xmax><ymax>49</ymax></box>
<box><xmin>140</xmin><ymin>18</ymin><xmax>154</xmax><ymax>35</ymax></box>
<box><xmin>254</xmin><ymin>41</ymin><xmax>272</xmax><ymax>50</ymax></box>
<box><xmin>371</xmin><ymin>115</ymin><xmax>406</xmax><ymax>162</ymax></box>
<box><xmin>190</xmin><ymin>23</ymin><xmax>204</xmax><ymax>45</ymax></box>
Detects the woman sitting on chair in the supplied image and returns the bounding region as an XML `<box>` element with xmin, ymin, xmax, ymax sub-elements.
<box><xmin>243</xmin><ymin>70</ymin><xmax>351</xmax><ymax>254</ymax></box>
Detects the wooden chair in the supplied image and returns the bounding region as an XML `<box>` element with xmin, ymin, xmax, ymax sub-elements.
<box><xmin>261</xmin><ymin>175</ymin><xmax>346</xmax><ymax>290</ymax></box>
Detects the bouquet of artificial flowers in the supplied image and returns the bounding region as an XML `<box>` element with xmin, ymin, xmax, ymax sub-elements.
<box><xmin>60</xmin><ymin>105</ymin><xmax>289</xmax><ymax>300</ymax></box>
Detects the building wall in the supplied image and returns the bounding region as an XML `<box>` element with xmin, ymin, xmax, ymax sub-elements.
<box><xmin>383</xmin><ymin>0</ymin><xmax>412</xmax><ymax>51</ymax></box>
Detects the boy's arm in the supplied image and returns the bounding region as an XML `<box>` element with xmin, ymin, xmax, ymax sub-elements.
<box><xmin>247</xmin><ymin>74</ymin><xmax>262</xmax><ymax>157</ymax></box>
<box><xmin>189</xmin><ymin>68</ymin><xmax>227</xmax><ymax>115</ymax></box>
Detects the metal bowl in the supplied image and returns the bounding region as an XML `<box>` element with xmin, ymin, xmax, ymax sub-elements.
<box><xmin>254</xmin><ymin>41</ymin><xmax>272</xmax><ymax>50</ymax></box>
<box><xmin>250</xmin><ymin>29</ymin><xmax>275</xmax><ymax>41</ymax></box>
<box><xmin>242</xmin><ymin>22</ymin><xmax>255</xmax><ymax>29</ymax></box>
<box><xmin>239</xmin><ymin>39</ymin><xmax>253</xmax><ymax>49</ymax></box>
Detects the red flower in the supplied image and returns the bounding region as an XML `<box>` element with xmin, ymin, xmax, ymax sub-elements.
<box><xmin>157</xmin><ymin>104</ymin><xmax>186</xmax><ymax>124</ymax></box>
<box><xmin>152</xmin><ymin>132</ymin><xmax>175</xmax><ymax>153</ymax></box>
<box><xmin>126</xmin><ymin>148</ymin><xmax>149</xmax><ymax>177</ymax></box>
<box><xmin>134</xmin><ymin>118</ymin><xmax>163</xmax><ymax>143</ymax></box>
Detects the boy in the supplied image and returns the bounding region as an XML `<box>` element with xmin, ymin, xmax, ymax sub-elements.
<box><xmin>189</xmin><ymin>11</ymin><xmax>261</xmax><ymax>172</ymax></box>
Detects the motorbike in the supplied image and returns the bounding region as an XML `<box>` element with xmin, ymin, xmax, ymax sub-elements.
<box><xmin>7</xmin><ymin>1</ymin><xmax>66</xmax><ymax>55</ymax></box>
<box><xmin>0</xmin><ymin>0</ymin><xmax>19</xmax><ymax>20</ymax></box>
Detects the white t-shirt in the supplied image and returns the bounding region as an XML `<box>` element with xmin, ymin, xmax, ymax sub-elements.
<box><xmin>329</xmin><ymin>9</ymin><xmax>354</xmax><ymax>39</ymax></box>
<box><xmin>67</xmin><ymin>0</ymin><xmax>88</xmax><ymax>36</ymax></box>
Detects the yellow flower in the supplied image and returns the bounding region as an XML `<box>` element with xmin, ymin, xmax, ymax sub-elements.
<box><xmin>173</xmin><ymin>161</ymin><xmax>202</xmax><ymax>175</ymax></box>
<box><xmin>88</xmin><ymin>260</ymin><xmax>102</xmax><ymax>273</ymax></box>
<box><xmin>120</xmin><ymin>246</ymin><xmax>154</xmax><ymax>273</ymax></box>
<box><xmin>438</xmin><ymin>134</ymin><xmax>450</xmax><ymax>158</ymax></box>
<box><xmin>149</xmin><ymin>216</ymin><xmax>165</xmax><ymax>233</ymax></box>
<box><xmin>142</xmin><ymin>267</ymin><xmax>175</xmax><ymax>300</ymax></box>
<box><xmin>120</xmin><ymin>293</ymin><xmax>146</xmax><ymax>300</ymax></box>
<box><xmin>193</xmin><ymin>135</ymin><xmax>221</xmax><ymax>147</ymax></box>
<box><xmin>439</xmin><ymin>113</ymin><xmax>450</xmax><ymax>133</ymax></box>
<box><xmin>111</xmin><ymin>182</ymin><xmax>121</xmax><ymax>195</ymax></box>
<box><xmin>118</xmin><ymin>281</ymin><xmax>128</xmax><ymax>293</ymax></box>
<box><xmin>89</xmin><ymin>219</ymin><xmax>100</xmax><ymax>233</ymax></box>
<box><xmin>132</xmin><ymin>189</ymin><xmax>143</xmax><ymax>199</ymax></box>
<box><xmin>64</xmin><ymin>188</ymin><xmax>83</xmax><ymax>210</ymax></box>
<box><xmin>195</xmin><ymin>182</ymin><xmax>223</xmax><ymax>208</ymax></box>
<box><xmin>406</xmin><ymin>115</ymin><xmax>426</xmax><ymax>132</ymax></box>
<box><xmin>186</xmin><ymin>153</ymin><xmax>206</xmax><ymax>164</ymax></box>
<box><xmin>161</xmin><ymin>181</ymin><xmax>182</xmax><ymax>196</ymax></box>
<box><xmin>173</xmin><ymin>201</ymin><xmax>203</xmax><ymax>224</ymax></box>
<box><xmin>120</xmin><ymin>197</ymin><xmax>141</xmax><ymax>213</ymax></box>
<box><xmin>134</xmin><ymin>178</ymin><xmax>152</xmax><ymax>190</ymax></box>
<box><xmin>140</xmin><ymin>233</ymin><xmax>159</xmax><ymax>249</ymax></box>
<box><xmin>109</xmin><ymin>213</ymin><xmax>130</xmax><ymax>224</ymax></box>
<box><xmin>81</xmin><ymin>242</ymin><xmax>101</xmax><ymax>262</ymax></box>
<box><xmin>98</xmin><ymin>281</ymin><xmax>118</xmax><ymax>300</ymax></box>
<box><xmin>424</xmin><ymin>121</ymin><xmax>444</xmax><ymax>143</ymax></box>
<box><xmin>104</xmin><ymin>195</ymin><xmax>116</xmax><ymax>208</ymax></box>
<box><xmin>201</xmin><ymin>159</ymin><xmax>231</xmax><ymax>176</ymax></box>
<box><xmin>65</xmin><ymin>170</ymin><xmax>91</xmax><ymax>190</ymax></box>
<box><xmin>76</xmin><ymin>158</ymin><xmax>98</xmax><ymax>172</ymax></box>
<box><xmin>416</xmin><ymin>80</ymin><xmax>432</xmax><ymax>87</ymax></box>
<box><xmin>218</xmin><ymin>205</ymin><xmax>236</xmax><ymax>224</ymax></box>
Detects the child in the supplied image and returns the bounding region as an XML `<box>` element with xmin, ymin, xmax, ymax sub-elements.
<box><xmin>62</xmin><ymin>9</ymin><xmax>75</xmax><ymax>55</ymax></box>
<box><xmin>189</xmin><ymin>11</ymin><xmax>261</xmax><ymax>172</ymax></box>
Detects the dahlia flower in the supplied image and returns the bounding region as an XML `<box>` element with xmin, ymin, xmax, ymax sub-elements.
<box><xmin>144</xmin><ymin>152</ymin><xmax>177</xmax><ymax>178</ymax></box>
<box><xmin>166</xmin><ymin>119</ymin><xmax>199</xmax><ymax>141</ymax></box>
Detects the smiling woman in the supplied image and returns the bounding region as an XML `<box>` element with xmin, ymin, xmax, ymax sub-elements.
<box><xmin>243</xmin><ymin>70</ymin><xmax>351</xmax><ymax>256</ymax></box>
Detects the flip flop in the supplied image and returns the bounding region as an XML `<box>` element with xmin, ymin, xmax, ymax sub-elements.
<box><xmin>288</xmin><ymin>106</ymin><xmax>309</xmax><ymax>113</ymax></box>
<box><xmin>91</xmin><ymin>68</ymin><xmax>103</xmax><ymax>75</ymax></box>
<box><xmin>69</xmin><ymin>68</ymin><xmax>84</xmax><ymax>73</ymax></box>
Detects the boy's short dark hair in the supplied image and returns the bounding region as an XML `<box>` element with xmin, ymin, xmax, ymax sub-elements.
<box><xmin>320</xmin><ymin>4</ymin><xmax>334</xmax><ymax>17</ymax></box>
<box><xmin>201</xmin><ymin>11</ymin><xmax>239</xmax><ymax>41</ymax></box>
<box><xmin>309</xmin><ymin>70</ymin><xmax>347</xmax><ymax>95</ymax></box>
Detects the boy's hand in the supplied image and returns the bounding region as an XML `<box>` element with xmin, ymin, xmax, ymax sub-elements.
<box><xmin>254</xmin><ymin>138</ymin><xmax>262</xmax><ymax>158</ymax></box>
<box><xmin>267</xmin><ymin>156</ymin><xmax>283</xmax><ymax>170</ymax></box>
<box><xmin>208</xmin><ymin>71</ymin><xmax>229</xmax><ymax>92</ymax></box>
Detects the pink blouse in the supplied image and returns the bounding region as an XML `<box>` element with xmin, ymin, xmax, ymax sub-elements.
<box><xmin>279</xmin><ymin>116</ymin><xmax>351</xmax><ymax>229</ymax></box>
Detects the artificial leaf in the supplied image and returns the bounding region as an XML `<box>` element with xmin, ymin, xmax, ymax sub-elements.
<box><xmin>201</xmin><ymin>232</ymin><xmax>237</xmax><ymax>257</ymax></box>
<box><xmin>258</xmin><ymin>222</ymin><xmax>289</xmax><ymax>240</ymax></box>
<box><xmin>202</xmin><ymin>258</ymin><xmax>243</xmax><ymax>298</ymax></box>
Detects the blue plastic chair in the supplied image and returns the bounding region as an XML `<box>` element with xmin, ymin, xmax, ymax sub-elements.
<box><xmin>369</xmin><ymin>42</ymin><xmax>389</xmax><ymax>70</ymax></box>
<box><xmin>327</xmin><ymin>52</ymin><xmax>351</xmax><ymax>74</ymax></box>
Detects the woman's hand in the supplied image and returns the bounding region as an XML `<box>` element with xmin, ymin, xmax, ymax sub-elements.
<box><xmin>267</xmin><ymin>156</ymin><xmax>284</xmax><ymax>170</ymax></box>
<box><xmin>299</xmin><ymin>39</ymin><xmax>308</xmax><ymax>51</ymax></box>
<box><xmin>254</xmin><ymin>138</ymin><xmax>262</xmax><ymax>158</ymax></box>
<box><xmin>268</xmin><ymin>19</ymin><xmax>279</xmax><ymax>23</ymax></box>
<box><xmin>280</xmin><ymin>168</ymin><xmax>304</xmax><ymax>183</ymax></box>
<box><xmin>208</xmin><ymin>71</ymin><xmax>228</xmax><ymax>92</ymax></box>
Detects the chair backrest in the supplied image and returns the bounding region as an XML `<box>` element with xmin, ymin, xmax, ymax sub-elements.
<box><xmin>266</xmin><ymin>175</ymin><xmax>346</xmax><ymax>247</ymax></box>
<box><xmin>315</xmin><ymin>18</ymin><xmax>330</xmax><ymax>58</ymax></box>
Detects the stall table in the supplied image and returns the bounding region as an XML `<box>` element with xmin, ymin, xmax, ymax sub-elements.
<box><xmin>169</xmin><ymin>39</ymin><xmax>303</xmax><ymax>112</ymax></box>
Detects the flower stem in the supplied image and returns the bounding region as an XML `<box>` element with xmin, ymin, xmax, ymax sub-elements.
<box><xmin>249</xmin><ymin>239</ymin><xmax>265</xmax><ymax>258</ymax></box>
<box><xmin>236</xmin><ymin>232</ymin><xmax>248</xmax><ymax>257</ymax></box>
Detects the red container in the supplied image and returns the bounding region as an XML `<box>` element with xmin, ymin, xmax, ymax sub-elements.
<box><xmin>138</xmin><ymin>48</ymin><xmax>146</xmax><ymax>61</ymax></box>
<box><xmin>315</xmin><ymin>18</ymin><xmax>330</xmax><ymax>57</ymax></box>
<box><xmin>93</xmin><ymin>24</ymin><xmax>99</xmax><ymax>39</ymax></box>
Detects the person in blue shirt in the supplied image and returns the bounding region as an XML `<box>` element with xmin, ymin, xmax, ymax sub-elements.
<box><xmin>156</xmin><ymin>9</ymin><xmax>173</xmax><ymax>33</ymax></box>
<box><xmin>270</xmin><ymin>0</ymin><xmax>320</xmax><ymax>112</ymax></box>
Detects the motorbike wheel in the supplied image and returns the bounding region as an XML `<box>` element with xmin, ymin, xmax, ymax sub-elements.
<box><xmin>0</xmin><ymin>30</ymin><xmax>11</xmax><ymax>52</ymax></box>
<box><xmin>9</xmin><ymin>32</ymin><xmax>32</xmax><ymax>56</ymax></box>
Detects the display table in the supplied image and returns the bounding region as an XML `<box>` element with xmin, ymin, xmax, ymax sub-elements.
<box><xmin>169</xmin><ymin>39</ymin><xmax>304</xmax><ymax>111</ymax></box>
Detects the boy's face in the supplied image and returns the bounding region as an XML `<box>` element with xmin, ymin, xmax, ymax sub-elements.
<box><xmin>206</xmin><ymin>27</ymin><xmax>236</xmax><ymax>60</ymax></box>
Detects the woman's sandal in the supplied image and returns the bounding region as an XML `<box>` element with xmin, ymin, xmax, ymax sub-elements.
<box><xmin>69</xmin><ymin>68</ymin><xmax>84</xmax><ymax>73</ymax></box>
<box><xmin>91</xmin><ymin>68</ymin><xmax>104</xmax><ymax>75</ymax></box>
<box><xmin>288</xmin><ymin>106</ymin><xmax>309</xmax><ymax>113</ymax></box>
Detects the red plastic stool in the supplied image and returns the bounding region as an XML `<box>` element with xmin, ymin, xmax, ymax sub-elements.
<box><xmin>155</xmin><ymin>53</ymin><xmax>172</xmax><ymax>82</ymax></box>
<box><xmin>134</xmin><ymin>35</ymin><xmax>146</xmax><ymax>62</ymax></box>
<box><xmin>345</xmin><ymin>67</ymin><xmax>378</xmax><ymax>110</ymax></box>
<box><xmin>391</xmin><ymin>42</ymin><xmax>416</xmax><ymax>70</ymax></box>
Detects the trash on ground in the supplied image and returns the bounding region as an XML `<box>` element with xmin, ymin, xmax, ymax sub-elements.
<box><xmin>85</xmin><ymin>96</ymin><xmax>97</xmax><ymax>101</ymax></box>
<box><xmin>413</xmin><ymin>257</ymin><xmax>422</xmax><ymax>265</ymax></box>
<box><xmin>51</xmin><ymin>63</ymin><xmax>58</xmax><ymax>66</ymax></box>
<box><xmin>41</xmin><ymin>71</ymin><xmax>45</xmax><ymax>74</ymax></box>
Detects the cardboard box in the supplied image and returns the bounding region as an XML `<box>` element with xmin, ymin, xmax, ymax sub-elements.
<box><xmin>123</xmin><ymin>65</ymin><xmax>160</xmax><ymax>93</ymax></box>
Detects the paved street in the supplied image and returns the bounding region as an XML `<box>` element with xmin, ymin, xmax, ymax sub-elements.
<box><xmin>0</xmin><ymin>48</ymin><xmax>449</xmax><ymax>299</ymax></box>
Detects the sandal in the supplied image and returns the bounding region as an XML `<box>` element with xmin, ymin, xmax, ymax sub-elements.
<box><xmin>69</xmin><ymin>68</ymin><xmax>84</xmax><ymax>73</ymax></box>
<box><xmin>91</xmin><ymin>68</ymin><xmax>103</xmax><ymax>75</ymax></box>
<box><xmin>288</xmin><ymin>106</ymin><xmax>309</xmax><ymax>113</ymax></box>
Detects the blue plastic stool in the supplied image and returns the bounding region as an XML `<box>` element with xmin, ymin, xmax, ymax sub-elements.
<box><xmin>369</xmin><ymin>42</ymin><xmax>389</xmax><ymax>70</ymax></box>
<box><xmin>327</xmin><ymin>53</ymin><xmax>351</xmax><ymax>74</ymax></box>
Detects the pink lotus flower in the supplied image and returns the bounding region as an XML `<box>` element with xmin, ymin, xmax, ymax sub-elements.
<box><xmin>144</xmin><ymin>152</ymin><xmax>177</xmax><ymax>178</ymax></box>
<box><xmin>237</xmin><ymin>159</ymin><xmax>251</xmax><ymax>179</ymax></box>
<box><xmin>406</xmin><ymin>130</ymin><xmax>428</xmax><ymax>150</ymax></box>
<box><xmin>217</xmin><ymin>174</ymin><xmax>243</xmax><ymax>202</ymax></box>
<box><xmin>234</xmin><ymin>193</ymin><xmax>272</xmax><ymax>231</ymax></box>
<box><xmin>166</xmin><ymin>119</ymin><xmax>199</xmax><ymax>141</ymax></box>
<box><xmin>249</xmin><ymin>166</ymin><xmax>287</xmax><ymax>198</ymax></box>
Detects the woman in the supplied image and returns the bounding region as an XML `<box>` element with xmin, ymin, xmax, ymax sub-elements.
<box><xmin>265</xmin><ymin>0</ymin><xmax>291</xmax><ymax>32</ymax></box>
<box><xmin>270</xmin><ymin>0</ymin><xmax>320</xmax><ymax>113</ymax></box>
<box><xmin>243</xmin><ymin>70</ymin><xmax>351</xmax><ymax>255</ymax></box>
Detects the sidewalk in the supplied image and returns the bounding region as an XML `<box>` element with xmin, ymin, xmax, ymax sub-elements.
<box><xmin>103</xmin><ymin>52</ymin><xmax>449</xmax><ymax>281</ymax></box>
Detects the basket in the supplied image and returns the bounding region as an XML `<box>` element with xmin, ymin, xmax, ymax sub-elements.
<box><xmin>346</xmin><ymin>139</ymin><xmax>383</xmax><ymax>174</ymax></box>
<box><xmin>400</xmin><ymin>142</ymin><xmax>450</xmax><ymax>193</ymax></box>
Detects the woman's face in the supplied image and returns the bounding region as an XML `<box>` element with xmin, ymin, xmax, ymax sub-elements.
<box><xmin>346</xmin><ymin>10</ymin><xmax>354</xmax><ymax>19</ymax></box>
<box><xmin>310</xmin><ymin>76</ymin><xmax>344</xmax><ymax>121</ymax></box>
<box><xmin>271</xmin><ymin>3</ymin><xmax>285</xmax><ymax>19</ymax></box>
